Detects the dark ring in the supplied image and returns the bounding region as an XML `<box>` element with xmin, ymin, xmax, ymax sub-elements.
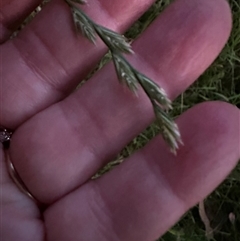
<box><xmin>0</xmin><ymin>126</ymin><xmax>12</xmax><ymax>149</ymax></box>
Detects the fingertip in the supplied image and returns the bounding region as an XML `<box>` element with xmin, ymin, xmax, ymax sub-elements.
<box><xmin>133</xmin><ymin>0</ymin><xmax>233</xmax><ymax>100</ymax></box>
<box><xmin>160</xmin><ymin>101</ymin><xmax>240</xmax><ymax>204</ymax></box>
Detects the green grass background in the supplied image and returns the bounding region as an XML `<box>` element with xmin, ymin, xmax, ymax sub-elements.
<box><xmin>96</xmin><ymin>0</ymin><xmax>240</xmax><ymax>240</ymax></box>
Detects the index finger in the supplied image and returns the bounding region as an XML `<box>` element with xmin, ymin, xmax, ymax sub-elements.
<box><xmin>1</xmin><ymin>0</ymin><xmax>155</xmax><ymax>128</ymax></box>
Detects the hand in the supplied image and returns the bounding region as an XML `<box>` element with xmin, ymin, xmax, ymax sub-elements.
<box><xmin>1</xmin><ymin>0</ymin><xmax>239</xmax><ymax>240</ymax></box>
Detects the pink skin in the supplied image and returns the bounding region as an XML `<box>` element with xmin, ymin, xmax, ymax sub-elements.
<box><xmin>0</xmin><ymin>0</ymin><xmax>239</xmax><ymax>241</ymax></box>
<box><xmin>9</xmin><ymin>0</ymin><xmax>232</xmax><ymax>204</ymax></box>
<box><xmin>0</xmin><ymin>0</ymin><xmax>43</xmax><ymax>43</ymax></box>
<box><xmin>1</xmin><ymin>0</ymin><xmax>155</xmax><ymax>127</ymax></box>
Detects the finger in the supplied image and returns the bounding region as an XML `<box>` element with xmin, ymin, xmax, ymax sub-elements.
<box><xmin>0</xmin><ymin>0</ymin><xmax>43</xmax><ymax>43</ymax></box>
<box><xmin>1</xmin><ymin>0</ymin><xmax>155</xmax><ymax>128</ymax></box>
<box><xmin>10</xmin><ymin>0</ymin><xmax>232</xmax><ymax>204</ymax></box>
<box><xmin>0</xmin><ymin>147</ymin><xmax>44</xmax><ymax>241</ymax></box>
<box><xmin>44</xmin><ymin>102</ymin><xmax>240</xmax><ymax>241</ymax></box>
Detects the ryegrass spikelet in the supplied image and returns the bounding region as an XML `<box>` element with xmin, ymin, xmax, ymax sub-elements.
<box><xmin>65</xmin><ymin>0</ymin><xmax>183</xmax><ymax>153</ymax></box>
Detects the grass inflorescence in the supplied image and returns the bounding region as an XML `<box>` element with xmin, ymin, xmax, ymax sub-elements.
<box><xmin>65</xmin><ymin>0</ymin><xmax>184</xmax><ymax>153</ymax></box>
